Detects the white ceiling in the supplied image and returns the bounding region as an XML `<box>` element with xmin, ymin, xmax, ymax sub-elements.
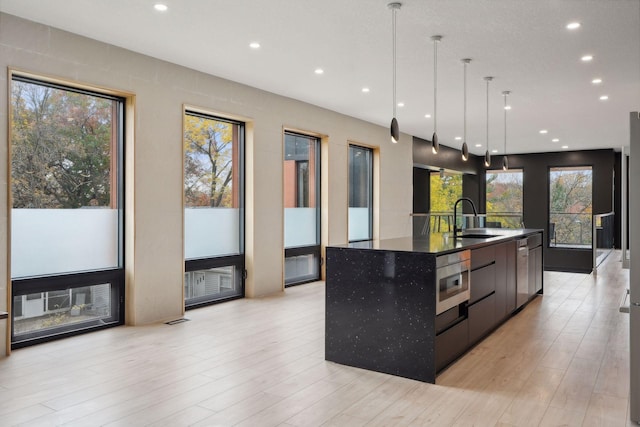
<box><xmin>1</xmin><ymin>0</ymin><xmax>639</xmax><ymax>155</ymax></box>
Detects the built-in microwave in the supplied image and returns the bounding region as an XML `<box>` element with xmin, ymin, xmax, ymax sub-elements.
<box><xmin>435</xmin><ymin>250</ymin><xmax>471</xmax><ymax>315</ymax></box>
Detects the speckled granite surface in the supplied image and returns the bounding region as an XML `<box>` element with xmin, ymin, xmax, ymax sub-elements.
<box><xmin>325</xmin><ymin>247</ymin><xmax>437</xmax><ymax>383</ymax></box>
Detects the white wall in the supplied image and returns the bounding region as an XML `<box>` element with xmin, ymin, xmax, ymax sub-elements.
<box><xmin>0</xmin><ymin>12</ymin><xmax>412</xmax><ymax>349</ymax></box>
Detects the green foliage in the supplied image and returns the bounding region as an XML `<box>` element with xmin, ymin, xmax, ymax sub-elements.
<box><xmin>486</xmin><ymin>170</ymin><xmax>523</xmax><ymax>228</ymax></box>
<box><xmin>184</xmin><ymin>115</ymin><xmax>234</xmax><ymax>207</ymax></box>
<box><xmin>11</xmin><ymin>80</ymin><xmax>114</xmax><ymax>208</ymax></box>
<box><xmin>430</xmin><ymin>172</ymin><xmax>462</xmax><ymax>213</ymax></box>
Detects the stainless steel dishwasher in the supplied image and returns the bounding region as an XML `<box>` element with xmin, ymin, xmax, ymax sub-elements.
<box><xmin>516</xmin><ymin>237</ymin><xmax>529</xmax><ymax>309</ymax></box>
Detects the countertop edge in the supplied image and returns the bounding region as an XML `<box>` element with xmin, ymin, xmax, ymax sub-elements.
<box><xmin>328</xmin><ymin>229</ymin><xmax>543</xmax><ymax>255</ymax></box>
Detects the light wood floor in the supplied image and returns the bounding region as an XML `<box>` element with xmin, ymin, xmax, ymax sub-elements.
<box><xmin>0</xmin><ymin>252</ymin><xmax>634</xmax><ymax>426</ymax></box>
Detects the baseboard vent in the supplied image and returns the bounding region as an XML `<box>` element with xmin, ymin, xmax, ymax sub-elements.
<box><xmin>165</xmin><ymin>318</ymin><xmax>190</xmax><ymax>325</ymax></box>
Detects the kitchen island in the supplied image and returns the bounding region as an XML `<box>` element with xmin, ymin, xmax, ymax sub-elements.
<box><xmin>325</xmin><ymin>229</ymin><xmax>543</xmax><ymax>383</ymax></box>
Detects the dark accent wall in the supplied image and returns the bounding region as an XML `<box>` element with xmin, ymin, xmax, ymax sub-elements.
<box><xmin>488</xmin><ymin>149</ymin><xmax>615</xmax><ymax>273</ymax></box>
<box><xmin>413</xmin><ymin>138</ymin><xmax>484</xmax><ymax>214</ymax></box>
<box><xmin>413</xmin><ymin>136</ymin><xmax>617</xmax><ymax>273</ymax></box>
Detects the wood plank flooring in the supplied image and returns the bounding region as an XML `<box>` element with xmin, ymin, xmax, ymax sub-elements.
<box><xmin>0</xmin><ymin>251</ymin><xmax>634</xmax><ymax>426</ymax></box>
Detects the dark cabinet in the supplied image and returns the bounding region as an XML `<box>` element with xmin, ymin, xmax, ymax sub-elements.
<box><xmin>505</xmin><ymin>240</ymin><xmax>517</xmax><ymax>313</ymax></box>
<box><xmin>494</xmin><ymin>242</ymin><xmax>507</xmax><ymax>321</ymax></box>
<box><xmin>470</xmin><ymin>263</ymin><xmax>496</xmax><ymax>304</ymax></box>
<box><xmin>531</xmin><ymin>246</ymin><xmax>543</xmax><ymax>293</ymax></box>
<box><xmin>528</xmin><ymin>245</ymin><xmax>543</xmax><ymax>296</ymax></box>
<box><xmin>493</xmin><ymin>240</ymin><xmax>517</xmax><ymax>322</ymax></box>
<box><xmin>468</xmin><ymin>293</ymin><xmax>496</xmax><ymax>345</ymax></box>
<box><xmin>435</xmin><ymin>318</ymin><xmax>469</xmax><ymax>372</ymax></box>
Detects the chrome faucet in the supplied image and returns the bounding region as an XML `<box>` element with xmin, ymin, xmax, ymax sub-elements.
<box><xmin>453</xmin><ymin>197</ymin><xmax>478</xmax><ymax>237</ymax></box>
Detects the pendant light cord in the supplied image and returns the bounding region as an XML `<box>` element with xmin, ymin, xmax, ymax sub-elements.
<box><xmin>463</xmin><ymin>61</ymin><xmax>467</xmax><ymax>144</ymax></box>
<box><xmin>392</xmin><ymin>7</ymin><xmax>397</xmax><ymax>119</ymax></box>
<box><xmin>486</xmin><ymin>78</ymin><xmax>490</xmax><ymax>150</ymax></box>
<box><xmin>504</xmin><ymin>93</ymin><xmax>507</xmax><ymax>153</ymax></box>
<box><xmin>433</xmin><ymin>38</ymin><xmax>438</xmax><ymax>134</ymax></box>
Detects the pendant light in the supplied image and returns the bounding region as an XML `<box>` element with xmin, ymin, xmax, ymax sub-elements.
<box><xmin>431</xmin><ymin>35</ymin><xmax>442</xmax><ymax>154</ymax></box>
<box><xmin>483</xmin><ymin>76</ymin><xmax>493</xmax><ymax>167</ymax></box>
<box><xmin>461</xmin><ymin>58</ymin><xmax>471</xmax><ymax>161</ymax></box>
<box><xmin>502</xmin><ymin>90</ymin><xmax>511</xmax><ymax>170</ymax></box>
<box><xmin>389</xmin><ymin>2</ymin><xmax>401</xmax><ymax>143</ymax></box>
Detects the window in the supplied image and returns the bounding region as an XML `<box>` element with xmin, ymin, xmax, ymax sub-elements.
<box><xmin>486</xmin><ymin>169</ymin><xmax>524</xmax><ymax>228</ymax></box>
<box><xmin>549</xmin><ymin>166</ymin><xmax>593</xmax><ymax>248</ymax></box>
<box><xmin>284</xmin><ymin>132</ymin><xmax>321</xmax><ymax>286</ymax></box>
<box><xmin>348</xmin><ymin>145</ymin><xmax>373</xmax><ymax>242</ymax></box>
<box><xmin>10</xmin><ymin>75</ymin><xmax>125</xmax><ymax>347</ymax></box>
<box><xmin>183</xmin><ymin>111</ymin><xmax>244</xmax><ymax>307</ymax></box>
<box><xmin>430</xmin><ymin>171</ymin><xmax>462</xmax><ymax>232</ymax></box>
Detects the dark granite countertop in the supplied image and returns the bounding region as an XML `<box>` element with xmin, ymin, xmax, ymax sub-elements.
<box><xmin>333</xmin><ymin>228</ymin><xmax>543</xmax><ymax>255</ymax></box>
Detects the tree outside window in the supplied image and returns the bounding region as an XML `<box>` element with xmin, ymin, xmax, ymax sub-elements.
<box><xmin>549</xmin><ymin>166</ymin><xmax>593</xmax><ymax>247</ymax></box>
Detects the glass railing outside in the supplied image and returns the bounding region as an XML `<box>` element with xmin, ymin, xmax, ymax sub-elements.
<box><xmin>593</xmin><ymin>212</ymin><xmax>615</xmax><ymax>270</ymax></box>
<box><xmin>485</xmin><ymin>212</ymin><xmax>524</xmax><ymax>229</ymax></box>
<box><xmin>549</xmin><ymin>212</ymin><xmax>592</xmax><ymax>248</ymax></box>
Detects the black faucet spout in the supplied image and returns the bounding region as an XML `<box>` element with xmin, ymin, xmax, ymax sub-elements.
<box><xmin>453</xmin><ymin>197</ymin><xmax>478</xmax><ymax>237</ymax></box>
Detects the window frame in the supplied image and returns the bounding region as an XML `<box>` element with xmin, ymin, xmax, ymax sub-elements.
<box><xmin>9</xmin><ymin>73</ymin><xmax>126</xmax><ymax>348</ymax></box>
<box><xmin>283</xmin><ymin>130</ymin><xmax>321</xmax><ymax>287</ymax></box>
<box><xmin>548</xmin><ymin>165</ymin><xmax>594</xmax><ymax>249</ymax></box>
<box><xmin>348</xmin><ymin>144</ymin><xmax>374</xmax><ymax>243</ymax></box>
<box><xmin>183</xmin><ymin>110</ymin><xmax>246</xmax><ymax>308</ymax></box>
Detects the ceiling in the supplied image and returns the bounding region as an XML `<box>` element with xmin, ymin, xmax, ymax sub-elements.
<box><xmin>1</xmin><ymin>0</ymin><xmax>639</xmax><ymax>155</ymax></box>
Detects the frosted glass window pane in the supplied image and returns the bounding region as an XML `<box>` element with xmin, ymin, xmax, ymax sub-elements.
<box><xmin>11</xmin><ymin>209</ymin><xmax>118</xmax><ymax>278</ymax></box>
<box><xmin>348</xmin><ymin>208</ymin><xmax>372</xmax><ymax>241</ymax></box>
<box><xmin>284</xmin><ymin>208</ymin><xmax>317</xmax><ymax>247</ymax></box>
<box><xmin>184</xmin><ymin>208</ymin><xmax>240</xmax><ymax>259</ymax></box>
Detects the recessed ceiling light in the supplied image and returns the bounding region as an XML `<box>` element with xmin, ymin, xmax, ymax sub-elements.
<box><xmin>566</xmin><ymin>22</ymin><xmax>581</xmax><ymax>30</ymax></box>
<box><xmin>599</xmin><ymin>95</ymin><xmax>609</xmax><ymax>100</ymax></box>
<box><xmin>455</xmin><ymin>136</ymin><xmax>462</xmax><ymax>141</ymax></box>
<box><xmin>491</xmin><ymin>149</ymin><xmax>498</xmax><ymax>153</ymax></box>
<box><xmin>561</xmin><ymin>145</ymin><xmax>569</xmax><ymax>149</ymax></box>
<box><xmin>397</xmin><ymin>102</ymin><xmax>404</xmax><ymax>107</ymax></box>
<box><xmin>475</xmin><ymin>144</ymin><xmax>482</xmax><ymax>148</ymax></box>
<box><xmin>424</xmin><ymin>114</ymin><xmax>431</xmax><ymax>118</ymax></box>
<box><xmin>361</xmin><ymin>87</ymin><xmax>370</xmax><ymax>93</ymax></box>
<box><xmin>249</xmin><ymin>42</ymin><xmax>260</xmax><ymax>49</ymax></box>
<box><xmin>581</xmin><ymin>55</ymin><xmax>593</xmax><ymax>62</ymax></box>
<box><xmin>539</xmin><ymin>130</ymin><xmax>548</xmax><ymax>134</ymax></box>
<box><xmin>154</xmin><ymin>3</ymin><xmax>168</xmax><ymax>11</ymax></box>
<box><xmin>314</xmin><ymin>68</ymin><xmax>324</xmax><ymax>75</ymax></box>
<box><xmin>552</xmin><ymin>138</ymin><xmax>560</xmax><ymax>142</ymax></box>
<box><xmin>592</xmin><ymin>78</ymin><xmax>602</xmax><ymax>84</ymax></box>
<box><xmin>504</xmin><ymin>105</ymin><xmax>512</xmax><ymax>110</ymax></box>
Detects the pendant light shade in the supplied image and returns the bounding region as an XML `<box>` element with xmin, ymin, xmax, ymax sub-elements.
<box><xmin>390</xmin><ymin>117</ymin><xmax>399</xmax><ymax>142</ymax></box>
<box><xmin>483</xmin><ymin>76</ymin><xmax>493</xmax><ymax>167</ymax></box>
<box><xmin>502</xmin><ymin>90</ymin><xmax>511</xmax><ymax>170</ymax></box>
<box><xmin>461</xmin><ymin>58</ymin><xmax>471</xmax><ymax>161</ymax></box>
<box><xmin>431</xmin><ymin>35</ymin><xmax>442</xmax><ymax>154</ymax></box>
<box><xmin>389</xmin><ymin>2</ymin><xmax>401</xmax><ymax>143</ymax></box>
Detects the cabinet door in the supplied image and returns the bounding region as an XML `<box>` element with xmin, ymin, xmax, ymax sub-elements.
<box><xmin>505</xmin><ymin>240</ymin><xmax>517</xmax><ymax>314</ymax></box>
<box><xmin>533</xmin><ymin>246</ymin><xmax>543</xmax><ymax>293</ymax></box>
<box><xmin>435</xmin><ymin>319</ymin><xmax>469</xmax><ymax>372</ymax></box>
<box><xmin>528</xmin><ymin>247</ymin><xmax>537</xmax><ymax>297</ymax></box>
<box><xmin>494</xmin><ymin>242</ymin><xmax>507</xmax><ymax>322</ymax></box>
<box><xmin>468</xmin><ymin>293</ymin><xmax>496</xmax><ymax>345</ymax></box>
<box><xmin>470</xmin><ymin>263</ymin><xmax>496</xmax><ymax>304</ymax></box>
